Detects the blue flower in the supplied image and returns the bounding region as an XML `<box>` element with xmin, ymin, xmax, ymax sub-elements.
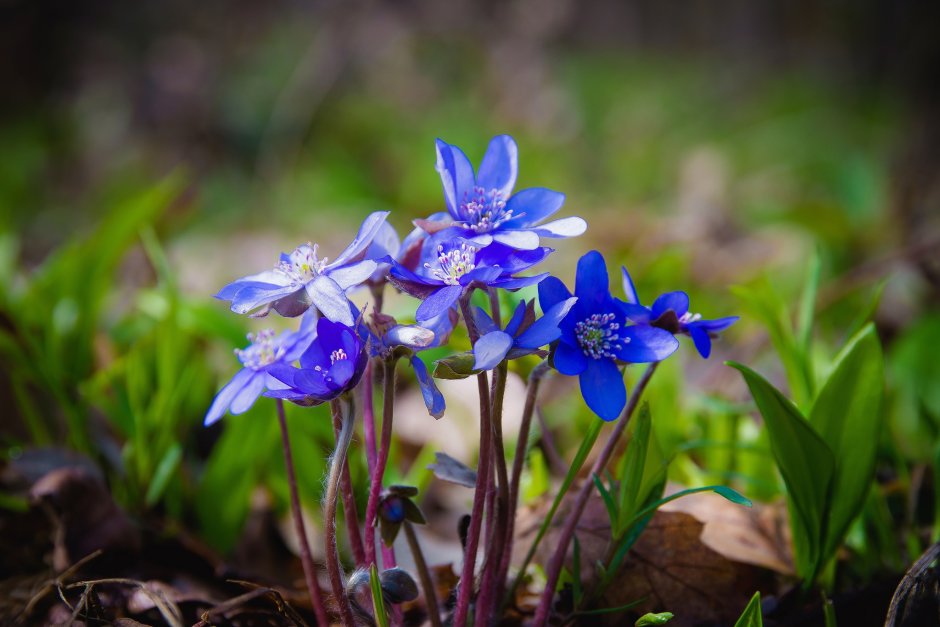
<box><xmin>216</xmin><ymin>211</ymin><xmax>389</xmax><ymax>325</ymax></box>
<box><xmin>620</xmin><ymin>266</ymin><xmax>739</xmax><ymax>359</ymax></box>
<box><xmin>367</xmin><ymin>309</ymin><xmax>455</xmax><ymax>419</ymax></box>
<box><xmin>386</xmin><ymin>239</ymin><xmax>552</xmax><ymax>323</ymax></box>
<box><xmin>204</xmin><ymin>313</ymin><xmax>317</xmax><ymax>426</ymax></box>
<box><xmin>470</xmin><ymin>297</ymin><xmax>578</xmax><ymax>370</ymax></box>
<box><xmin>428</xmin><ymin>135</ymin><xmax>587</xmax><ymax>250</ymax></box>
<box><xmin>265</xmin><ymin>317</ymin><xmax>369</xmax><ymax>404</ymax></box>
<box><xmin>538</xmin><ymin>251</ymin><xmax>679</xmax><ymax>421</ymax></box>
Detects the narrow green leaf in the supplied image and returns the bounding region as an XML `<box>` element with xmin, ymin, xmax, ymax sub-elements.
<box><xmin>808</xmin><ymin>324</ymin><xmax>884</xmax><ymax>561</ymax></box>
<box><xmin>370</xmin><ymin>563</ymin><xmax>389</xmax><ymax>627</ymax></box>
<box><xmin>822</xmin><ymin>591</ymin><xmax>837</xmax><ymax>627</ymax></box>
<box><xmin>621</xmin><ymin>485</ymin><xmax>752</xmax><ymax>532</ymax></box>
<box><xmin>145</xmin><ymin>443</ymin><xmax>182</xmax><ymax>507</ymax></box>
<box><xmin>733</xmin><ymin>591</ymin><xmax>762</xmax><ymax>627</ymax></box>
<box><xmin>796</xmin><ymin>251</ymin><xmax>820</xmax><ymax>358</ymax></box>
<box><xmin>593</xmin><ymin>474</ymin><xmax>619</xmax><ymax>525</ymax></box>
<box><xmin>728</xmin><ymin>361</ymin><xmax>835</xmax><ymax>583</ymax></box>
<box><xmin>616</xmin><ymin>402</ymin><xmax>653</xmax><ymax>533</ymax></box>
<box><xmin>636</xmin><ymin>611</ymin><xmax>674</xmax><ymax>625</ymax></box>
<box><xmin>569</xmin><ymin>597</ymin><xmax>644</xmax><ymax>617</ymax></box>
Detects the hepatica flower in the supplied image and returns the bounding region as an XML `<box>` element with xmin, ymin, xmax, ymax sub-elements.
<box><xmin>386</xmin><ymin>239</ymin><xmax>551</xmax><ymax>322</ymax></box>
<box><xmin>620</xmin><ymin>266</ymin><xmax>739</xmax><ymax>359</ymax></box>
<box><xmin>216</xmin><ymin>211</ymin><xmax>389</xmax><ymax>325</ymax></box>
<box><xmin>539</xmin><ymin>251</ymin><xmax>679</xmax><ymax>420</ymax></box>
<box><xmin>471</xmin><ymin>297</ymin><xmax>577</xmax><ymax>370</ymax></box>
<box><xmin>204</xmin><ymin>315</ymin><xmax>317</xmax><ymax>426</ymax></box>
<box><xmin>265</xmin><ymin>317</ymin><xmax>369</xmax><ymax>405</ymax></box>
<box><xmin>430</xmin><ymin>135</ymin><xmax>587</xmax><ymax>250</ymax></box>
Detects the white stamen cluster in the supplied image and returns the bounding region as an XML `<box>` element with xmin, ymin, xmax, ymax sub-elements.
<box><xmin>277</xmin><ymin>243</ymin><xmax>328</xmax><ymax>285</ymax></box>
<box><xmin>314</xmin><ymin>348</ymin><xmax>349</xmax><ymax>372</ymax></box>
<box><xmin>679</xmin><ymin>312</ymin><xmax>702</xmax><ymax>324</ymax></box>
<box><xmin>425</xmin><ymin>244</ymin><xmax>476</xmax><ymax>285</ymax></box>
<box><xmin>575</xmin><ymin>313</ymin><xmax>628</xmax><ymax>359</ymax></box>
<box><xmin>235</xmin><ymin>329</ymin><xmax>284</xmax><ymax>370</ymax></box>
<box><xmin>460</xmin><ymin>186</ymin><xmax>518</xmax><ymax>232</ymax></box>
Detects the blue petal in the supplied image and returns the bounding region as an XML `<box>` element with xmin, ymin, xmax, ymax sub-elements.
<box><xmin>491</xmin><ymin>229</ymin><xmax>540</xmax><ymax>250</ymax></box>
<box><xmin>387</xmin><ymin>262</ymin><xmax>441</xmax><ymax>299</ymax></box>
<box><xmin>328</xmin><ymin>259</ymin><xmax>378</xmax><ymax>290</ymax></box>
<box><xmin>326</xmin><ymin>358</ymin><xmax>356</xmax><ymax>391</ymax></box>
<box><xmin>366</xmin><ymin>221</ymin><xmax>400</xmax><ymax>262</ymax></box>
<box><xmin>331</xmin><ymin>211</ymin><xmax>390</xmax><ymax>267</ymax></box>
<box><xmin>554</xmin><ymin>340</ymin><xmax>588</xmax><ymax>376</ymax></box>
<box><xmin>416</xmin><ymin>285</ymin><xmax>463</xmax><ymax>322</ymax></box>
<box><xmin>617</xmin><ymin>326</ymin><xmax>680</xmax><ymax>363</ymax></box>
<box><xmin>651</xmin><ymin>291</ymin><xmax>690</xmax><ymax>319</ymax></box>
<box><xmin>617</xmin><ymin>300</ymin><xmax>651</xmax><ymax>324</ymax></box>
<box><xmin>529</xmin><ymin>217</ymin><xmax>587</xmax><ymax>238</ymax></box>
<box><xmin>308</xmin><ymin>275</ymin><xmax>355</xmax><ymax>325</ymax></box>
<box><xmin>473</xmin><ymin>331</ymin><xmax>514</xmax><ymax>370</ymax></box>
<box><xmin>228</xmin><ymin>283</ymin><xmax>300</xmax><ymax>315</ymax></box>
<box><xmin>422</xmin><ymin>309</ymin><xmax>458</xmax><ymax>347</ymax></box>
<box><xmin>691</xmin><ymin>316</ymin><xmax>739</xmax><ymax>334</ymax></box>
<box><xmin>503</xmin><ymin>188</ymin><xmax>566</xmax><ymax>228</ymax></box>
<box><xmin>516</xmin><ymin>297</ymin><xmax>577</xmax><ymax>349</ymax></box>
<box><xmin>386</xmin><ymin>324</ymin><xmax>435</xmax><ymax>349</ymax></box>
<box><xmin>204</xmin><ymin>368</ymin><xmax>254</xmax><ymax>426</ymax></box>
<box><xmin>620</xmin><ymin>266</ymin><xmax>640</xmax><ymax>305</ymax></box>
<box><xmin>461</xmin><ymin>265</ymin><xmax>502</xmax><ymax>286</ymax></box>
<box><xmin>538</xmin><ymin>276</ymin><xmax>573</xmax><ymax>313</ymax></box>
<box><xmin>229</xmin><ymin>371</ymin><xmax>267</xmax><ymax>415</ymax></box>
<box><xmin>579</xmin><ymin>358</ymin><xmax>626</xmax><ymax>421</ymax></box>
<box><xmin>504</xmin><ymin>300</ymin><xmax>529</xmax><ymax>336</ymax></box>
<box><xmin>492</xmin><ymin>273</ymin><xmax>549</xmax><ymax>290</ymax></box>
<box><xmin>687</xmin><ymin>324</ymin><xmax>713</xmax><ymax>358</ymax></box>
<box><xmin>476</xmin><ymin>135</ymin><xmax>518</xmax><ymax>197</ymax></box>
<box><xmin>471</xmin><ymin>306</ymin><xmax>499</xmax><ymax>336</ymax></box>
<box><xmin>575</xmin><ymin>250</ymin><xmax>609</xmax><ymax>307</ymax></box>
<box><xmin>216</xmin><ymin>270</ymin><xmax>289</xmax><ymax>300</ymax></box>
<box><xmin>411</xmin><ymin>356</ymin><xmax>446</xmax><ymax>419</ymax></box>
<box><xmin>435</xmin><ymin>139</ymin><xmax>476</xmax><ymax>219</ymax></box>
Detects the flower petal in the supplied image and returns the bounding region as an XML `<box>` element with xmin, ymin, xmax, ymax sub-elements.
<box><xmin>554</xmin><ymin>340</ymin><xmax>588</xmax><ymax>376</ymax></box>
<box><xmin>476</xmin><ymin>135</ymin><xmax>518</xmax><ymax>197</ymax></box>
<box><xmin>492</xmin><ymin>273</ymin><xmax>549</xmax><ymax>290</ymax></box>
<box><xmin>504</xmin><ymin>300</ymin><xmax>529</xmax><ymax>336</ymax></box>
<box><xmin>617</xmin><ymin>326</ymin><xmax>679</xmax><ymax>363</ymax></box>
<box><xmin>436</xmin><ymin>139</ymin><xmax>476</xmax><ymax>218</ymax></box>
<box><xmin>651</xmin><ymin>291</ymin><xmax>690</xmax><ymax>319</ymax></box>
<box><xmin>620</xmin><ymin>267</ymin><xmax>640</xmax><ymax>305</ymax></box>
<box><xmin>538</xmin><ymin>276</ymin><xmax>573</xmax><ymax>313</ymax></box>
<box><xmin>529</xmin><ymin>216</ymin><xmax>587</xmax><ymax>238</ymax></box>
<box><xmin>473</xmin><ymin>331</ymin><xmax>514</xmax><ymax>370</ymax></box>
<box><xmin>387</xmin><ymin>324</ymin><xmax>435</xmax><ymax>349</ymax></box>
<box><xmin>330</xmin><ymin>211</ymin><xmax>390</xmax><ymax>267</ymax></box>
<box><xmin>204</xmin><ymin>368</ymin><xmax>255</xmax><ymax>426</ymax></box>
<box><xmin>492</xmin><ymin>229</ymin><xmax>540</xmax><ymax>250</ymax></box>
<box><xmin>516</xmin><ymin>296</ymin><xmax>577</xmax><ymax>349</ymax></box>
<box><xmin>617</xmin><ymin>300</ymin><xmax>651</xmax><ymax>324</ymax></box>
<box><xmin>461</xmin><ymin>265</ymin><xmax>502</xmax><ymax>286</ymax></box>
<box><xmin>470</xmin><ymin>306</ymin><xmax>499</xmax><ymax>336</ymax></box>
<box><xmin>503</xmin><ymin>188</ymin><xmax>566</xmax><ymax>228</ymax></box>
<box><xmin>308</xmin><ymin>275</ymin><xmax>355</xmax><ymax>325</ymax></box>
<box><xmin>691</xmin><ymin>316</ymin><xmax>739</xmax><ymax>334</ymax></box>
<box><xmin>229</xmin><ymin>371</ymin><xmax>267</xmax><ymax>415</ymax></box>
<box><xmin>579</xmin><ymin>358</ymin><xmax>626</xmax><ymax>421</ymax></box>
<box><xmin>329</xmin><ymin>259</ymin><xmax>378</xmax><ymax>290</ymax></box>
<box><xmin>687</xmin><ymin>324</ymin><xmax>713</xmax><ymax>358</ymax></box>
<box><xmin>416</xmin><ymin>285</ymin><xmax>463</xmax><ymax>322</ymax></box>
<box><xmin>216</xmin><ymin>270</ymin><xmax>290</xmax><ymax>300</ymax></box>
<box><xmin>411</xmin><ymin>356</ymin><xmax>445</xmax><ymax>419</ymax></box>
<box><xmin>227</xmin><ymin>283</ymin><xmax>300</xmax><ymax>315</ymax></box>
<box><xmin>575</xmin><ymin>250</ymin><xmax>609</xmax><ymax>307</ymax></box>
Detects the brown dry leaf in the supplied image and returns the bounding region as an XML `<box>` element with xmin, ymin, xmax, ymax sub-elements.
<box><xmin>660</xmin><ymin>485</ymin><xmax>794</xmax><ymax>575</ymax></box>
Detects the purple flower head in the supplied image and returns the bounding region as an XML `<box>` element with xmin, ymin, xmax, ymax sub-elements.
<box><xmin>215</xmin><ymin>211</ymin><xmax>389</xmax><ymax>325</ymax></box>
<box><xmin>264</xmin><ymin>316</ymin><xmax>368</xmax><ymax>405</ymax></box>
<box><xmin>204</xmin><ymin>313</ymin><xmax>317</xmax><ymax>426</ymax></box>
<box><xmin>538</xmin><ymin>251</ymin><xmax>679</xmax><ymax>421</ymax></box>
<box><xmin>366</xmin><ymin>309</ymin><xmax>456</xmax><ymax>419</ymax></box>
<box><xmin>428</xmin><ymin>135</ymin><xmax>587</xmax><ymax>250</ymax></box>
<box><xmin>363</xmin><ymin>221</ymin><xmax>427</xmax><ymax>287</ymax></box>
<box><xmin>385</xmin><ymin>238</ymin><xmax>552</xmax><ymax>323</ymax></box>
<box><xmin>620</xmin><ymin>266</ymin><xmax>739</xmax><ymax>359</ymax></box>
<box><xmin>470</xmin><ymin>296</ymin><xmax>578</xmax><ymax>371</ymax></box>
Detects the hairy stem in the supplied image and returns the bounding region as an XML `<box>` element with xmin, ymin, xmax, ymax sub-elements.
<box><xmin>338</xmin><ymin>396</ymin><xmax>366</xmax><ymax>568</ymax></box>
<box><xmin>275</xmin><ymin>399</ymin><xmax>330</xmax><ymax>627</ymax></box>
<box><xmin>363</xmin><ymin>359</ymin><xmax>378</xmax><ymax>477</ymax></box>
<box><xmin>532</xmin><ymin>363</ymin><xmax>659</xmax><ymax>626</ymax></box>
<box><xmin>404</xmin><ymin>521</ymin><xmax>443</xmax><ymax>627</ymax></box>
<box><xmin>364</xmin><ymin>359</ymin><xmax>399</xmax><ymax>570</ymax></box>
<box><xmin>326</xmin><ymin>398</ymin><xmax>357</xmax><ymax>627</ymax></box>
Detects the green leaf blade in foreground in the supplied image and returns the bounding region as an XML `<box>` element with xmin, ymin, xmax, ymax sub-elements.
<box><xmin>728</xmin><ymin>361</ymin><xmax>835</xmax><ymax>583</ymax></box>
<box><xmin>808</xmin><ymin>323</ymin><xmax>884</xmax><ymax>560</ymax></box>
<box><xmin>733</xmin><ymin>591</ymin><xmax>763</xmax><ymax>627</ymax></box>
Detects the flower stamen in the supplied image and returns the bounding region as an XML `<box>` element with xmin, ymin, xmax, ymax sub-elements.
<box><xmin>460</xmin><ymin>186</ymin><xmax>520</xmax><ymax>232</ymax></box>
<box><xmin>277</xmin><ymin>243</ymin><xmax>328</xmax><ymax>285</ymax></box>
<box><xmin>575</xmin><ymin>313</ymin><xmax>627</xmax><ymax>359</ymax></box>
<box><xmin>236</xmin><ymin>329</ymin><xmax>285</xmax><ymax>370</ymax></box>
<box><xmin>425</xmin><ymin>244</ymin><xmax>477</xmax><ymax>285</ymax></box>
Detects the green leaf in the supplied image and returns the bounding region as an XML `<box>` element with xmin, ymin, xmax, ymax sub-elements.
<box><xmin>145</xmin><ymin>443</ymin><xmax>182</xmax><ymax>507</ymax></box>
<box><xmin>593</xmin><ymin>474</ymin><xmax>618</xmax><ymax>525</ymax></box>
<box><xmin>728</xmin><ymin>361</ymin><xmax>835</xmax><ymax>583</ymax></box>
<box><xmin>432</xmin><ymin>352</ymin><xmax>478</xmax><ymax>379</ymax></box>
<box><xmin>808</xmin><ymin>324</ymin><xmax>883</xmax><ymax>561</ymax></box>
<box><xmin>636</xmin><ymin>611</ymin><xmax>674</xmax><ymax>625</ymax></box>
<box><xmin>733</xmin><ymin>591</ymin><xmax>762</xmax><ymax>627</ymax></box>
<box><xmin>621</xmin><ymin>485</ymin><xmax>752</xmax><ymax>532</ymax></box>
<box><xmin>370</xmin><ymin>563</ymin><xmax>389</xmax><ymax>627</ymax></box>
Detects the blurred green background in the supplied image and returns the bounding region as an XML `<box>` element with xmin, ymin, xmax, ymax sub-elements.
<box><xmin>2</xmin><ymin>0</ymin><xmax>939</xmax><ymax>599</ymax></box>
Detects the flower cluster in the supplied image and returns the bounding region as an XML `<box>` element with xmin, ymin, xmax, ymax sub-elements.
<box><xmin>206</xmin><ymin>135</ymin><xmax>737</xmax><ymax>424</ymax></box>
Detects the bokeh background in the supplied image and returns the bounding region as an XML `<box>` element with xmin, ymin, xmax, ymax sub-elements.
<box><xmin>2</xmin><ymin>0</ymin><xmax>940</xmax><ymax>621</ymax></box>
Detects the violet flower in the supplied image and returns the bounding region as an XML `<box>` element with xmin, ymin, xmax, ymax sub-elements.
<box><xmin>471</xmin><ymin>297</ymin><xmax>578</xmax><ymax>371</ymax></box>
<box><xmin>204</xmin><ymin>313</ymin><xmax>317</xmax><ymax>426</ymax></box>
<box><xmin>620</xmin><ymin>266</ymin><xmax>739</xmax><ymax>359</ymax></box>
<box><xmin>428</xmin><ymin>135</ymin><xmax>587</xmax><ymax>250</ymax></box>
<box><xmin>385</xmin><ymin>239</ymin><xmax>552</xmax><ymax>323</ymax></box>
<box><xmin>265</xmin><ymin>317</ymin><xmax>369</xmax><ymax>405</ymax></box>
<box><xmin>216</xmin><ymin>211</ymin><xmax>389</xmax><ymax>325</ymax></box>
<box><xmin>538</xmin><ymin>251</ymin><xmax>679</xmax><ymax>420</ymax></box>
